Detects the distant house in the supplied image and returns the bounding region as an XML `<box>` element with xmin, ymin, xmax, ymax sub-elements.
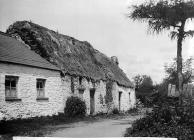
<box><xmin>0</xmin><ymin>21</ymin><xmax>136</xmax><ymax>120</ymax></box>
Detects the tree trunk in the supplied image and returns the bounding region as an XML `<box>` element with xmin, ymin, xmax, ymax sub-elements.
<box><xmin>177</xmin><ymin>20</ymin><xmax>185</xmax><ymax>105</ymax></box>
<box><xmin>177</xmin><ymin>36</ymin><xmax>183</xmax><ymax>99</ymax></box>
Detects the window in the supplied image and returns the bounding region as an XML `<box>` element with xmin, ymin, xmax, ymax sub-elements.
<box><xmin>36</xmin><ymin>79</ymin><xmax>46</xmax><ymax>98</ymax></box>
<box><xmin>5</xmin><ymin>76</ymin><xmax>18</xmax><ymax>99</ymax></box>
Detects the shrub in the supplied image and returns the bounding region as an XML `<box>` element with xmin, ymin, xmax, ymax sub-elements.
<box><xmin>126</xmin><ymin>108</ymin><xmax>138</xmax><ymax>115</ymax></box>
<box><xmin>64</xmin><ymin>96</ymin><xmax>86</xmax><ymax>118</ymax></box>
<box><xmin>112</xmin><ymin>108</ymin><xmax>119</xmax><ymax>114</ymax></box>
<box><xmin>125</xmin><ymin>99</ymin><xmax>194</xmax><ymax>140</ymax></box>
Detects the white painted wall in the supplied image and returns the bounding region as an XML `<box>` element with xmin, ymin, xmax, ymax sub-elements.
<box><xmin>0</xmin><ymin>63</ymin><xmax>136</xmax><ymax>120</ymax></box>
<box><xmin>0</xmin><ymin>63</ymin><xmax>63</xmax><ymax>120</ymax></box>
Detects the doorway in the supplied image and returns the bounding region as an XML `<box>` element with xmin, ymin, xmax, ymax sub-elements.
<box><xmin>90</xmin><ymin>89</ymin><xmax>95</xmax><ymax>115</ymax></box>
<box><xmin>119</xmin><ymin>92</ymin><xmax>122</xmax><ymax>111</ymax></box>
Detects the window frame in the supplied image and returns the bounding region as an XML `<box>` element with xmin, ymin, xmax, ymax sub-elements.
<box><xmin>5</xmin><ymin>75</ymin><xmax>21</xmax><ymax>101</ymax></box>
<box><xmin>36</xmin><ymin>78</ymin><xmax>47</xmax><ymax>99</ymax></box>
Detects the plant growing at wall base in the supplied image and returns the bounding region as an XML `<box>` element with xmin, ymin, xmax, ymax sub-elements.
<box><xmin>64</xmin><ymin>96</ymin><xmax>86</xmax><ymax>118</ymax></box>
<box><xmin>112</xmin><ymin>108</ymin><xmax>120</xmax><ymax>114</ymax></box>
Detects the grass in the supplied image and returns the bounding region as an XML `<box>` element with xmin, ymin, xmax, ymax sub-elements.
<box><xmin>0</xmin><ymin>113</ymin><xmax>86</xmax><ymax>139</ymax></box>
<box><xmin>0</xmin><ymin>112</ymin><xmax>132</xmax><ymax>139</ymax></box>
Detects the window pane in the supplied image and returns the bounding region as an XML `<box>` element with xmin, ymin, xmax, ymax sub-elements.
<box><xmin>39</xmin><ymin>82</ymin><xmax>43</xmax><ymax>88</ymax></box>
<box><xmin>36</xmin><ymin>79</ymin><xmax>46</xmax><ymax>98</ymax></box>
<box><xmin>11</xmin><ymin>80</ymin><xmax>16</xmax><ymax>87</ymax></box>
<box><xmin>37</xmin><ymin>81</ymin><xmax>40</xmax><ymax>88</ymax></box>
<box><xmin>5</xmin><ymin>80</ymin><xmax>10</xmax><ymax>87</ymax></box>
<box><xmin>5</xmin><ymin>76</ymin><xmax>18</xmax><ymax>98</ymax></box>
<box><xmin>5</xmin><ymin>88</ymin><xmax>10</xmax><ymax>97</ymax></box>
<box><xmin>11</xmin><ymin>88</ymin><xmax>17</xmax><ymax>97</ymax></box>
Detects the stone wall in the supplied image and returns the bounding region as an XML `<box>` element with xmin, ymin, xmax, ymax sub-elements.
<box><xmin>62</xmin><ymin>76</ymin><xmax>107</xmax><ymax>115</ymax></box>
<box><xmin>0</xmin><ymin>63</ymin><xmax>136</xmax><ymax>120</ymax></box>
<box><xmin>61</xmin><ymin>77</ymin><xmax>136</xmax><ymax>115</ymax></box>
<box><xmin>0</xmin><ymin>63</ymin><xmax>63</xmax><ymax>120</ymax></box>
<box><xmin>112</xmin><ymin>82</ymin><xmax>136</xmax><ymax>112</ymax></box>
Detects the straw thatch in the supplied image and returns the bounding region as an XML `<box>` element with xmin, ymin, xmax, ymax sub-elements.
<box><xmin>6</xmin><ymin>21</ymin><xmax>133</xmax><ymax>88</ymax></box>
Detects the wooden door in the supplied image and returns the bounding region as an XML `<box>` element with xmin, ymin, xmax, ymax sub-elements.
<box><xmin>119</xmin><ymin>92</ymin><xmax>122</xmax><ymax>111</ymax></box>
<box><xmin>90</xmin><ymin>89</ymin><xmax>95</xmax><ymax>115</ymax></box>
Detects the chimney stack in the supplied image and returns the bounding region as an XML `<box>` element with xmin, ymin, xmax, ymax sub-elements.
<box><xmin>111</xmin><ymin>56</ymin><xmax>119</xmax><ymax>65</ymax></box>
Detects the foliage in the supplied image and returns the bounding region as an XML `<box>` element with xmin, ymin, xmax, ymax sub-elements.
<box><xmin>129</xmin><ymin>0</ymin><xmax>194</xmax><ymax>35</ymax></box>
<box><xmin>105</xmin><ymin>81</ymin><xmax>113</xmax><ymax>104</ymax></box>
<box><xmin>132</xmin><ymin>74</ymin><xmax>143</xmax><ymax>90</ymax></box>
<box><xmin>112</xmin><ymin>108</ymin><xmax>120</xmax><ymax>114</ymax></box>
<box><xmin>128</xmin><ymin>0</ymin><xmax>194</xmax><ymax>93</ymax></box>
<box><xmin>64</xmin><ymin>96</ymin><xmax>86</xmax><ymax>118</ymax></box>
<box><xmin>126</xmin><ymin>108</ymin><xmax>138</xmax><ymax>115</ymax></box>
<box><xmin>99</xmin><ymin>94</ymin><xmax>104</xmax><ymax>104</ymax></box>
<box><xmin>133</xmin><ymin>74</ymin><xmax>154</xmax><ymax>106</ymax></box>
<box><xmin>125</xmin><ymin>97</ymin><xmax>194</xmax><ymax>140</ymax></box>
<box><xmin>0</xmin><ymin>113</ymin><xmax>77</xmax><ymax>137</ymax></box>
<box><xmin>164</xmin><ymin>58</ymin><xmax>193</xmax><ymax>87</ymax></box>
<box><xmin>133</xmin><ymin>75</ymin><xmax>153</xmax><ymax>92</ymax></box>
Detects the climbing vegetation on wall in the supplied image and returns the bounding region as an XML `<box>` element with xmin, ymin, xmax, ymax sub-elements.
<box><xmin>99</xmin><ymin>94</ymin><xmax>104</xmax><ymax>104</ymax></box>
<box><xmin>105</xmin><ymin>80</ymin><xmax>113</xmax><ymax>104</ymax></box>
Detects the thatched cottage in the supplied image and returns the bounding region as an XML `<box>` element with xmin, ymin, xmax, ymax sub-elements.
<box><xmin>0</xmin><ymin>21</ymin><xmax>136</xmax><ymax>120</ymax></box>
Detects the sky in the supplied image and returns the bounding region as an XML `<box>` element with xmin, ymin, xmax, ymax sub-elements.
<box><xmin>0</xmin><ymin>0</ymin><xmax>194</xmax><ymax>83</ymax></box>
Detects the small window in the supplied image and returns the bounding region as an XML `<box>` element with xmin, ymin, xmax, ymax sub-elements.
<box><xmin>36</xmin><ymin>79</ymin><xmax>46</xmax><ymax>98</ymax></box>
<box><xmin>5</xmin><ymin>76</ymin><xmax>18</xmax><ymax>99</ymax></box>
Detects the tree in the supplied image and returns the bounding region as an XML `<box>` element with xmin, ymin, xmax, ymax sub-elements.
<box><xmin>133</xmin><ymin>74</ymin><xmax>154</xmax><ymax>106</ymax></box>
<box><xmin>133</xmin><ymin>74</ymin><xmax>153</xmax><ymax>93</ymax></box>
<box><xmin>164</xmin><ymin>58</ymin><xmax>193</xmax><ymax>86</ymax></box>
<box><xmin>133</xmin><ymin>74</ymin><xmax>143</xmax><ymax>90</ymax></box>
<box><xmin>128</xmin><ymin>0</ymin><xmax>194</xmax><ymax>101</ymax></box>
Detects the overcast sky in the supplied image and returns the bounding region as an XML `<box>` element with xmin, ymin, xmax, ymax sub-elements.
<box><xmin>0</xmin><ymin>0</ymin><xmax>194</xmax><ymax>83</ymax></box>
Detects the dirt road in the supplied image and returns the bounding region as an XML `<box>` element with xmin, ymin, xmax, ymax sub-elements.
<box><xmin>46</xmin><ymin>114</ymin><xmax>143</xmax><ymax>137</ymax></box>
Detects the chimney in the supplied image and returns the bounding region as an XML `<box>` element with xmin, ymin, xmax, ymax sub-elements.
<box><xmin>111</xmin><ymin>56</ymin><xmax>119</xmax><ymax>65</ymax></box>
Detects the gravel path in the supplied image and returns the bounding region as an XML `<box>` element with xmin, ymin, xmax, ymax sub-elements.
<box><xmin>46</xmin><ymin>114</ymin><xmax>143</xmax><ymax>137</ymax></box>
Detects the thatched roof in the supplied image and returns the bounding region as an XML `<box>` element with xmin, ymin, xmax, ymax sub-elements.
<box><xmin>6</xmin><ymin>21</ymin><xmax>133</xmax><ymax>88</ymax></box>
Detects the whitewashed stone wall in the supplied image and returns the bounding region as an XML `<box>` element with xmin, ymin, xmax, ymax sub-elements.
<box><xmin>0</xmin><ymin>63</ymin><xmax>136</xmax><ymax>120</ymax></box>
<box><xmin>61</xmin><ymin>76</ymin><xmax>136</xmax><ymax>115</ymax></box>
<box><xmin>112</xmin><ymin>82</ymin><xmax>136</xmax><ymax>112</ymax></box>
<box><xmin>62</xmin><ymin>76</ymin><xmax>107</xmax><ymax>115</ymax></box>
<box><xmin>0</xmin><ymin>63</ymin><xmax>63</xmax><ymax>120</ymax></box>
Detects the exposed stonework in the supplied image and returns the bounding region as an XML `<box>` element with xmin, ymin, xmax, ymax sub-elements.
<box><xmin>0</xmin><ymin>63</ymin><xmax>63</xmax><ymax>120</ymax></box>
<box><xmin>112</xmin><ymin>82</ymin><xmax>136</xmax><ymax>112</ymax></box>
<box><xmin>0</xmin><ymin>63</ymin><xmax>135</xmax><ymax>120</ymax></box>
<box><xmin>61</xmin><ymin>76</ymin><xmax>107</xmax><ymax>115</ymax></box>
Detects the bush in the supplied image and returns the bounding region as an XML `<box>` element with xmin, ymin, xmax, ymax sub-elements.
<box><xmin>126</xmin><ymin>108</ymin><xmax>138</xmax><ymax>115</ymax></box>
<box><xmin>125</xmin><ymin>99</ymin><xmax>194</xmax><ymax>140</ymax></box>
<box><xmin>112</xmin><ymin>108</ymin><xmax>120</xmax><ymax>114</ymax></box>
<box><xmin>64</xmin><ymin>96</ymin><xmax>86</xmax><ymax>118</ymax></box>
